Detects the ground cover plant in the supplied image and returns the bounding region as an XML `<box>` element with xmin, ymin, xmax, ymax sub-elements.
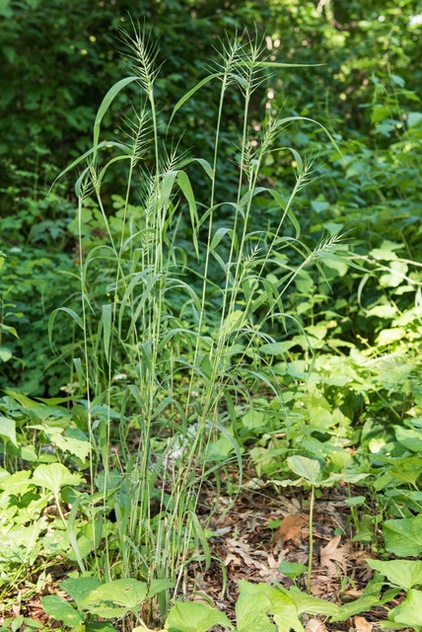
<box><xmin>1</xmin><ymin>3</ymin><xmax>422</xmax><ymax>632</ymax></box>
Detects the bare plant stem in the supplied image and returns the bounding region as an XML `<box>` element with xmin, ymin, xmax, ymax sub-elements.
<box><xmin>307</xmin><ymin>485</ymin><xmax>315</xmax><ymax>593</ymax></box>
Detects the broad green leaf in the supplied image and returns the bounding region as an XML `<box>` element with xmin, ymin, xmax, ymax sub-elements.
<box><xmin>379</xmin><ymin>260</ymin><xmax>408</xmax><ymax>288</ymax></box>
<box><xmin>193</xmin><ymin>157</ymin><xmax>214</xmax><ymax>181</ymax></box>
<box><xmin>367</xmin><ymin>560</ymin><xmax>422</xmax><ymax>591</ymax></box>
<box><xmin>0</xmin><ymin>323</ymin><xmax>18</xmax><ymax>338</ymax></box>
<box><xmin>51</xmin><ymin>306</ymin><xmax>84</xmax><ymax>330</ymax></box>
<box><xmin>320</xmin><ymin>252</ymin><xmax>349</xmax><ymax>277</ymax></box>
<box><xmin>282</xmin><ymin>586</ymin><xmax>340</xmax><ymax>617</ymax></box>
<box><xmin>42</xmin><ymin>595</ymin><xmax>84</xmax><ymax>627</ymax></box>
<box><xmin>370</xmin><ymin>241</ymin><xmax>401</xmax><ymax>261</ymax></box>
<box><xmin>389</xmin><ymin>589</ymin><xmax>422</xmax><ymax>626</ymax></box>
<box><xmin>147</xmin><ymin>579</ymin><xmax>175</xmax><ymax>600</ymax></box>
<box><xmin>376</xmin><ymin>327</ymin><xmax>406</xmax><ymax>346</ymax></box>
<box><xmin>331</xmin><ymin>576</ymin><xmax>398</xmax><ymax>622</ymax></box>
<box><xmin>394</xmin><ymin>425</ymin><xmax>422</xmax><ymax>453</ymax></box>
<box><xmin>278</xmin><ymin>561</ymin><xmax>307</xmax><ymax>580</ymax></box>
<box><xmin>164</xmin><ymin>601</ymin><xmax>232</xmax><ymax>632</ymax></box>
<box><xmin>61</xmin><ymin>577</ymin><xmax>101</xmax><ymax>608</ymax></box>
<box><xmin>85</xmin><ymin>623</ymin><xmax>116</xmax><ymax>631</ymax></box>
<box><xmin>32</xmin><ymin>463</ymin><xmax>84</xmax><ymax>497</ymax></box>
<box><xmin>332</xmin><ymin>593</ymin><xmax>387</xmax><ymax>622</ymax></box>
<box><xmin>221</xmin><ymin>310</ymin><xmax>245</xmax><ymax>336</ymax></box>
<box><xmin>0</xmin><ymin>469</ymin><xmax>32</xmax><ymax>495</ymax></box>
<box><xmin>260</xmin><ymin>342</ymin><xmax>292</xmax><ymax>355</ymax></box>
<box><xmin>0</xmin><ymin>520</ymin><xmax>44</xmax><ymax>564</ymax></box>
<box><xmin>383</xmin><ymin>515</ymin><xmax>422</xmax><ymax>557</ymax></box>
<box><xmin>311</xmin><ymin>200</ymin><xmax>330</xmax><ymax>213</ymax></box>
<box><xmin>236</xmin><ymin>580</ymin><xmax>302</xmax><ymax>632</ymax></box>
<box><xmin>50</xmin><ymin>432</ymin><xmax>91</xmax><ymax>462</ymax></box>
<box><xmin>287</xmin><ymin>456</ymin><xmax>321</xmax><ymax>484</ymax></box>
<box><xmin>241</xmin><ymin>409</ymin><xmax>265</xmax><ymax>430</ymax></box>
<box><xmin>366</xmin><ymin>304</ymin><xmax>398</xmax><ymax>319</ymax></box>
<box><xmin>76</xmin><ymin>604</ymin><xmax>129</xmax><ymax>619</ymax></box>
<box><xmin>4</xmin><ymin>390</ymin><xmax>39</xmax><ymax>409</ymax></box>
<box><xmin>0</xmin><ymin>345</ymin><xmax>12</xmax><ymax>362</ymax></box>
<box><xmin>0</xmin><ymin>415</ymin><xmax>17</xmax><ymax>447</ymax></box>
<box><xmin>81</xmin><ymin>578</ymin><xmax>148</xmax><ymax>609</ymax></box>
<box><xmin>308</xmin><ymin>405</ymin><xmax>333</xmax><ymax>430</ymax></box>
<box><xmin>407</xmin><ymin>111</ymin><xmax>422</xmax><ymax>127</ymax></box>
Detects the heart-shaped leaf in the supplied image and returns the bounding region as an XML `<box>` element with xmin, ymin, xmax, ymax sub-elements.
<box><xmin>32</xmin><ymin>463</ymin><xmax>84</xmax><ymax>497</ymax></box>
<box><xmin>287</xmin><ymin>456</ymin><xmax>321</xmax><ymax>484</ymax></box>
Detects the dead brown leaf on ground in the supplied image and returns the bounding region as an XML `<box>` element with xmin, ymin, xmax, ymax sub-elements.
<box><xmin>354</xmin><ymin>616</ymin><xmax>374</xmax><ymax>632</ymax></box>
<box><xmin>320</xmin><ymin>535</ymin><xmax>351</xmax><ymax>573</ymax></box>
<box><xmin>304</xmin><ymin>618</ymin><xmax>329</xmax><ymax>632</ymax></box>
<box><xmin>277</xmin><ymin>512</ymin><xmax>307</xmax><ymax>543</ymax></box>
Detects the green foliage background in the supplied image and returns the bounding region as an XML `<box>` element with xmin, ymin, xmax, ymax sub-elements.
<box><xmin>1</xmin><ymin>0</ymin><xmax>421</xmax><ymax>395</ymax></box>
<box><xmin>1</xmin><ymin>3</ymin><xmax>422</xmax><ymax>629</ymax></box>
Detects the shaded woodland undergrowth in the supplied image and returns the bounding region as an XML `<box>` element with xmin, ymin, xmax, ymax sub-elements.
<box><xmin>1</xmin><ymin>8</ymin><xmax>422</xmax><ymax>632</ymax></box>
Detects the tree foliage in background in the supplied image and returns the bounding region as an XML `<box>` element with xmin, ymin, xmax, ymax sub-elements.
<box><xmin>0</xmin><ymin>0</ymin><xmax>421</xmax><ymax>394</ymax></box>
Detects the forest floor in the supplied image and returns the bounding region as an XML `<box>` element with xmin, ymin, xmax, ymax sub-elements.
<box><xmin>183</xmin><ymin>484</ymin><xmax>411</xmax><ymax>632</ymax></box>
<box><xmin>2</xmin><ymin>483</ymin><xmax>413</xmax><ymax>632</ymax></box>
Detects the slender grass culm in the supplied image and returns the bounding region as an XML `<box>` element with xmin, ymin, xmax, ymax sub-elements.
<box><xmin>51</xmin><ymin>24</ymin><xmax>344</xmax><ymax>627</ymax></box>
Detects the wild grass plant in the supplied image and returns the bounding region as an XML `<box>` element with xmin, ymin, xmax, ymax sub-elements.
<box><xmin>49</xmin><ymin>27</ymin><xmax>346</xmax><ymax>624</ymax></box>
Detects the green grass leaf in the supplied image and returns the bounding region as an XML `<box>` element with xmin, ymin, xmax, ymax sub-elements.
<box><xmin>169</xmin><ymin>72</ymin><xmax>222</xmax><ymax>124</ymax></box>
<box><xmin>93</xmin><ymin>76</ymin><xmax>138</xmax><ymax>157</ymax></box>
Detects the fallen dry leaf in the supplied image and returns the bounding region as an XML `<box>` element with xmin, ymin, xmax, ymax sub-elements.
<box><xmin>258</xmin><ymin>552</ymin><xmax>284</xmax><ymax>583</ymax></box>
<box><xmin>304</xmin><ymin>618</ymin><xmax>328</xmax><ymax>632</ymax></box>
<box><xmin>277</xmin><ymin>513</ymin><xmax>307</xmax><ymax>543</ymax></box>
<box><xmin>320</xmin><ymin>535</ymin><xmax>350</xmax><ymax>573</ymax></box>
<box><xmin>354</xmin><ymin>615</ymin><xmax>373</xmax><ymax>632</ymax></box>
<box><xmin>224</xmin><ymin>538</ymin><xmax>267</xmax><ymax>571</ymax></box>
<box><xmin>224</xmin><ymin>553</ymin><xmax>242</xmax><ymax>567</ymax></box>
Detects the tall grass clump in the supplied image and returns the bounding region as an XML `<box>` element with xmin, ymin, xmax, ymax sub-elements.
<box><xmin>51</xmin><ymin>26</ymin><xmax>343</xmax><ymax>623</ymax></box>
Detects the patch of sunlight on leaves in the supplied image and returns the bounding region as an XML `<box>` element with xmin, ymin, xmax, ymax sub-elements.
<box><xmin>366</xmin><ymin>304</ymin><xmax>398</xmax><ymax>319</ymax></box>
<box><xmin>369</xmin><ymin>241</ymin><xmax>402</xmax><ymax>261</ymax></box>
<box><xmin>375</xmin><ymin>327</ymin><xmax>406</xmax><ymax>346</ymax></box>
<box><xmin>0</xmin><ymin>415</ymin><xmax>18</xmax><ymax>447</ymax></box>
<box><xmin>380</xmin><ymin>260</ymin><xmax>408</xmax><ymax>288</ymax></box>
